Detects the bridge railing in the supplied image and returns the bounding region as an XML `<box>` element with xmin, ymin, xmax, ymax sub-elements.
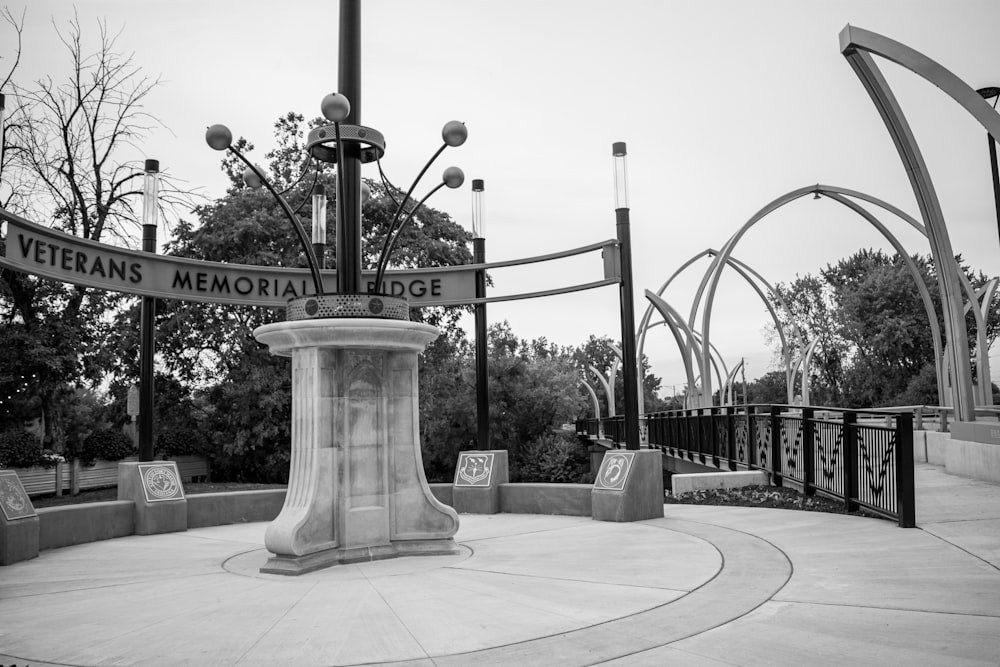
<box><xmin>578</xmin><ymin>404</ymin><xmax>915</xmax><ymax>527</ymax></box>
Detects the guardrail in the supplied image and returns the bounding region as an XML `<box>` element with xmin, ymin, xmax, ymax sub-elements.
<box><xmin>578</xmin><ymin>404</ymin><xmax>915</xmax><ymax>527</ymax></box>
<box><xmin>887</xmin><ymin>404</ymin><xmax>1000</xmax><ymax>432</ymax></box>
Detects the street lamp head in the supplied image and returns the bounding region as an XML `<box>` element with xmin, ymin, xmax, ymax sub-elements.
<box><xmin>443</xmin><ymin>166</ymin><xmax>465</xmax><ymax>189</ymax></box>
<box><xmin>242</xmin><ymin>166</ymin><xmax>264</xmax><ymax>189</ymax></box>
<box><xmin>205</xmin><ymin>124</ymin><xmax>233</xmax><ymax>151</ymax></box>
<box><xmin>977</xmin><ymin>86</ymin><xmax>1000</xmax><ymax>102</ymax></box>
<box><xmin>442</xmin><ymin>121</ymin><xmax>468</xmax><ymax>147</ymax></box>
<box><xmin>471</xmin><ymin>179</ymin><xmax>485</xmax><ymax>238</ymax></box>
<box><xmin>321</xmin><ymin>93</ymin><xmax>351</xmax><ymax>123</ymax></box>
<box><xmin>612</xmin><ymin>141</ymin><xmax>629</xmax><ymax>209</ymax></box>
<box><xmin>361</xmin><ymin>181</ymin><xmax>372</xmax><ymax>204</ymax></box>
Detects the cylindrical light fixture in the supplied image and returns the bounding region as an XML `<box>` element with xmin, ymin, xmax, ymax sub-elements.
<box><xmin>471</xmin><ymin>179</ymin><xmax>485</xmax><ymax>239</ymax></box>
<box><xmin>312</xmin><ymin>183</ymin><xmax>328</xmax><ymax>245</ymax></box>
<box><xmin>612</xmin><ymin>141</ymin><xmax>629</xmax><ymax>209</ymax></box>
<box><xmin>142</xmin><ymin>159</ymin><xmax>160</xmax><ymax>230</ymax></box>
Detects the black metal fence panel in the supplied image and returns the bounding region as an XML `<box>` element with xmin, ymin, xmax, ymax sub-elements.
<box><xmin>579</xmin><ymin>404</ymin><xmax>915</xmax><ymax>527</ymax></box>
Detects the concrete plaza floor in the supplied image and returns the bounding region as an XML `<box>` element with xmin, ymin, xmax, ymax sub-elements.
<box><xmin>1</xmin><ymin>462</ymin><xmax>998</xmax><ymax>666</ymax></box>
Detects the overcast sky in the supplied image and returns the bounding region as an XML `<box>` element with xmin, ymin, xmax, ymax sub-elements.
<box><xmin>4</xmin><ymin>0</ymin><xmax>1000</xmax><ymax>395</ymax></box>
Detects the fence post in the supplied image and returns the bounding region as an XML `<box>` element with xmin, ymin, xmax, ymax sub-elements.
<box><xmin>710</xmin><ymin>407</ymin><xmax>721</xmax><ymax>468</ymax></box>
<box><xmin>802</xmin><ymin>407</ymin><xmax>815</xmax><ymax>496</ymax></box>
<box><xmin>770</xmin><ymin>405</ymin><xmax>783</xmax><ymax>486</ymax></box>
<box><xmin>895</xmin><ymin>411</ymin><xmax>916</xmax><ymax>528</ymax></box>
<box><xmin>70</xmin><ymin>458</ymin><xmax>80</xmax><ymax>496</ymax></box>
<box><xmin>726</xmin><ymin>406</ymin><xmax>737</xmax><ymax>471</ymax></box>
<box><xmin>914</xmin><ymin>406</ymin><xmax>923</xmax><ymax>431</ymax></box>
<box><xmin>843</xmin><ymin>411</ymin><xmax>858</xmax><ymax>513</ymax></box>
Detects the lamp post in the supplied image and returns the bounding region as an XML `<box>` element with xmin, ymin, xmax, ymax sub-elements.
<box><xmin>138</xmin><ymin>158</ymin><xmax>159</xmax><ymax>462</ymax></box>
<box><xmin>471</xmin><ymin>179</ymin><xmax>490</xmax><ymax>450</ymax></box>
<box><xmin>612</xmin><ymin>142</ymin><xmax>640</xmax><ymax>450</ymax></box>
<box><xmin>976</xmin><ymin>86</ymin><xmax>1000</xmax><ymax>248</ymax></box>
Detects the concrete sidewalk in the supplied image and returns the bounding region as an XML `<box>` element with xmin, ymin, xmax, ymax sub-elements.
<box><xmin>0</xmin><ymin>463</ymin><xmax>997</xmax><ymax>666</ymax></box>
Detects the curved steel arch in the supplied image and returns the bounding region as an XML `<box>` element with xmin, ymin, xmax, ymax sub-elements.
<box><xmin>637</xmin><ymin>249</ymin><xmax>804</xmax><ymax>410</ymax></box>
<box><xmin>688</xmin><ymin>328</ymin><xmax>726</xmax><ymax>406</ymax></box>
<box><xmin>839</xmin><ymin>26</ymin><xmax>1000</xmax><ymax>421</ymax></box>
<box><xmin>695</xmin><ymin>184</ymin><xmax>986</xmax><ymax>409</ymax></box>
<box><xmin>580</xmin><ymin>379</ymin><xmax>601</xmax><ymax>419</ymax></box>
<box><xmin>645</xmin><ymin>291</ymin><xmax>706</xmax><ymax>406</ymax></box>
<box><xmin>821</xmin><ymin>192</ymin><xmax>946</xmax><ymax>407</ymax></box>
<box><xmin>588</xmin><ymin>365</ymin><xmax>614</xmax><ymax>418</ymax></box>
<box><xmin>724</xmin><ymin>358</ymin><xmax>745</xmax><ymax>405</ymax></box>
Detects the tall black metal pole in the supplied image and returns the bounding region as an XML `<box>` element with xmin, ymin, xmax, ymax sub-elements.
<box><xmin>138</xmin><ymin>158</ymin><xmax>159</xmax><ymax>462</ymax></box>
<box><xmin>336</xmin><ymin>0</ymin><xmax>362</xmax><ymax>294</ymax></box>
<box><xmin>474</xmin><ymin>236</ymin><xmax>489</xmax><ymax>450</ymax></box>
<box><xmin>616</xmin><ymin>208</ymin><xmax>640</xmax><ymax>450</ymax></box>
<box><xmin>471</xmin><ymin>179</ymin><xmax>489</xmax><ymax>450</ymax></box>
<box><xmin>612</xmin><ymin>143</ymin><xmax>640</xmax><ymax>450</ymax></box>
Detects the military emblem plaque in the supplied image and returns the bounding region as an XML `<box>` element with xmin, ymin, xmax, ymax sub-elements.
<box><xmin>0</xmin><ymin>471</ymin><xmax>36</xmax><ymax>521</ymax></box>
<box><xmin>137</xmin><ymin>463</ymin><xmax>185</xmax><ymax>503</ymax></box>
<box><xmin>594</xmin><ymin>451</ymin><xmax>635</xmax><ymax>491</ymax></box>
<box><xmin>454</xmin><ymin>452</ymin><xmax>495</xmax><ymax>487</ymax></box>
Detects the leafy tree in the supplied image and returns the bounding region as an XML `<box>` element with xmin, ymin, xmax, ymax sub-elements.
<box><xmin>0</xmin><ymin>11</ymin><xmax>191</xmax><ymax>451</ymax></box>
<box><xmin>772</xmin><ymin>249</ymin><xmax>1000</xmax><ymax>408</ymax></box>
<box><xmin>418</xmin><ymin>321</ymin><xmax>591</xmax><ymax>482</ymax></box>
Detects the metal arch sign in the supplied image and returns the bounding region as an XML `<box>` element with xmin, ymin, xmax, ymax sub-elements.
<box><xmin>0</xmin><ymin>208</ymin><xmax>475</xmax><ymax>307</ymax></box>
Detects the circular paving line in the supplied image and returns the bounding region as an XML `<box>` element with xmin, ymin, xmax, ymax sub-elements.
<box><xmin>0</xmin><ymin>517</ymin><xmax>791</xmax><ymax>666</ymax></box>
<box><xmin>398</xmin><ymin>517</ymin><xmax>794</xmax><ymax>667</ymax></box>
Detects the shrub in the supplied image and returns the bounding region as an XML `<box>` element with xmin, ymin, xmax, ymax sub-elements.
<box><xmin>155</xmin><ymin>428</ymin><xmax>208</xmax><ymax>457</ymax></box>
<box><xmin>0</xmin><ymin>430</ymin><xmax>46</xmax><ymax>468</ymax></box>
<box><xmin>512</xmin><ymin>432</ymin><xmax>591</xmax><ymax>483</ymax></box>
<box><xmin>77</xmin><ymin>429</ymin><xmax>135</xmax><ymax>465</ymax></box>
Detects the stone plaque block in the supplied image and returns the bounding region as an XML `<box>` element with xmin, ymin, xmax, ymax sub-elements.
<box><xmin>118</xmin><ymin>461</ymin><xmax>187</xmax><ymax>536</ymax></box>
<box><xmin>592</xmin><ymin>449</ymin><xmax>664</xmax><ymax>522</ymax></box>
<box><xmin>137</xmin><ymin>463</ymin><xmax>186</xmax><ymax>503</ymax></box>
<box><xmin>0</xmin><ymin>470</ymin><xmax>39</xmax><ymax>565</ymax></box>
<box><xmin>453</xmin><ymin>450</ymin><xmax>509</xmax><ymax>514</ymax></box>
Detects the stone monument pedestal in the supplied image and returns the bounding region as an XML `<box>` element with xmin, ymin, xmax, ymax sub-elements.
<box><xmin>254</xmin><ymin>317</ymin><xmax>459</xmax><ymax>575</ymax></box>
<box><xmin>0</xmin><ymin>470</ymin><xmax>39</xmax><ymax>565</ymax></box>
<box><xmin>591</xmin><ymin>449</ymin><xmax>664</xmax><ymax>522</ymax></box>
<box><xmin>117</xmin><ymin>461</ymin><xmax>187</xmax><ymax>535</ymax></box>
<box><xmin>453</xmin><ymin>450</ymin><xmax>509</xmax><ymax>514</ymax></box>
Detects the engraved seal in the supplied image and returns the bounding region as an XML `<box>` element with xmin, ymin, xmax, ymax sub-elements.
<box><xmin>143</xmin><ymin>465</ymin><xmax>180</xmax><ymax>499</ymax></box>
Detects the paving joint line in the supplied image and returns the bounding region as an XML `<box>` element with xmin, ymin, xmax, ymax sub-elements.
<box><xmin>441</xmin><ymin>563</ymin><xmax>693</xmax><ymax>593</ymax></box>
<box><xmin>917</xmin><ymin>526</ymin><xmax>1000</xmax><ymax>573</ymax></box>
<box><xmin>231</xmin><ymin>580</ymin><xmax>319</xmax><ymax>666</ymax></box>
<box><xmin>774</xmin><ymin>597</ymin><xmax>1000</xmax><ymax>619</ymax></box>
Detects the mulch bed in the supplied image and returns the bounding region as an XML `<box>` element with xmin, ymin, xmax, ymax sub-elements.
<box><xmin>665</xmin><ymin>484</ymin><xmax>887</xmax><ymax>520</ymax></box>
